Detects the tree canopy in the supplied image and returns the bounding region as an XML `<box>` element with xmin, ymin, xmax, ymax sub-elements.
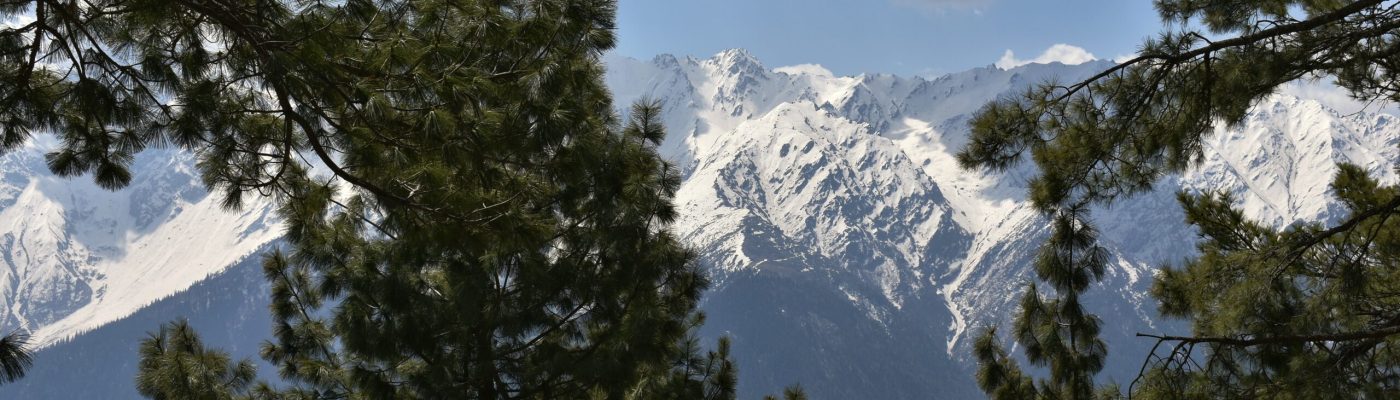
<box><xmin>1</xmin><ymin>0</ymin><xmax>739</xmax><ymax>398</ymax></box>
<box><xmin>136</xmin><ymin>320</ymin><xmax>257</xmax><ymax>400</ymax></box>
<box><xmin>0</xmin><ymin>332</ymin><xmax>32</xmax><ymax>386</ymax></box>
<box><xmin>960</xmin><ymin>0</ymin><xmax>1400</xmax><ymax>398</ymax></box>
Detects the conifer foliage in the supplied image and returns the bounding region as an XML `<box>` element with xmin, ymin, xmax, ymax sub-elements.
<box><xmin>969</xmin><ymin>207</ymin><xmax>1115</xmax><ymax>399</ymax></box>
<box><xmin>0</xmin><ymin>332</ymin><xmax>32</xmax><ymax>385</ymax></box>
<box><xmin>960</xmin><ymin>0</ymin><xmax>1400</xmax><ymax>398</ymax></box>
<box><xmin>0</xmin><ymin>0</ymin><xmax>735</xmax><ymax>398</ymax></box>
<box><xmin>136</xmin><ymin>320</ymin><xmax>257</xmax><ymax>399</ymax></box>
<box><xmin>761</xmin><ymin>385</ymin><xmax>808</xmax><ymax>400</ymax></box>
<box><xmin>1137</xmin><ymin>172</ymin><xmax>1400</xmax><ymax>397</ymax></box>
<box><xmin>626</xmin><ymin>317</ymin><xmax>738</xmax><ymax>400</ymax></box>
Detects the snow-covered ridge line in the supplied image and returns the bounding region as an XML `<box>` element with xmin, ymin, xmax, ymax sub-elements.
<box><xmin>603</xmin><ymin>49</ymin><xmax>1400</xmax><ymax>398</ymax></box>
<box><xmin>0</xmin><ymin>48</ymin><xmax>1394</xmax><ymax>399</ymax></box>
<box><xmin>34</xmin><ymin>246</ymin><xmax>272</xmax><ymax>348</ymax></box>
<box><xmin>0</xmin><ymin>146</ymin><xmax>283</xmax><ymax>348</ymax></box>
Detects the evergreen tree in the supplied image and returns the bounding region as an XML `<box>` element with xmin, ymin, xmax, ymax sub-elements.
<box><xmin>135</xmin><ymin>320</ymin><xmax>256</xmax><ymax>400</ymax></box>
<box><xmin>761</xmin><ymin>385</ymin><xmax>808</xmax><ymax>400</ymax></box>
<box><xmin>623</xmin><ymin>316</ymin><xmax>738</xmax><ymax>400</ymax></box>
<box><xmin>960</xmin><ymin>0</ymin><xmax>1400</xmax><ymax>397</ymax></box>
<box><xmin>1135</xmin><ymin>173</ymin><xmax>1400</xmax><ymax>398</ymax></box>
<box><xmin>0</xmin><ymin>0</ymin><xmax>736</xmax><ymax>398</ymax></box>
<box><xmin>972</xmin><ymin>207</ymin><xmax>1113</xmax><ymax>399</ymax></box>
<box><xmin>0</xmin><ymin>332</ymin><xmax>32</xmax><ymax>385</ymax></box>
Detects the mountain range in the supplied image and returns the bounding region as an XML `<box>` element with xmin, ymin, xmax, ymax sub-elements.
<box><xmin>0</xmin><ymin>49</ymin><xmax>1395</xmax><ymax>399</ymax></box>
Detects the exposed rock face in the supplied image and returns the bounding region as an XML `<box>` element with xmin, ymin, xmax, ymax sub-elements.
<box><xmin>2</xmin><ymin>50</ymin><xmax>1396</xmax><ymax>399</ymax></box>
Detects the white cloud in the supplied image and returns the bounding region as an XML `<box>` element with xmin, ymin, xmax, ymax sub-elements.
<box><xmin>995</xmin><ymin>44</ymin><xmax>1097</xmax><ymax>69</ymax></box>
<box><xmin>891</xmin><ymin>0</ymin><xmax>990</xmax><ymax>12</ymax></box>
<box><xmin>774</xmin><ymin>64</ymin><xmax>835</xmax><ymax>78</ymax></box>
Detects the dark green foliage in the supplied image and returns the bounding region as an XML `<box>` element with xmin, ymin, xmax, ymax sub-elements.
<box><xmin>971</xmin><ymin>207</ymin><xmax>1111</xmax><ymax>399</ymax></box>
<box><xmin>959</xmin><ymin>0</ymin><xmax>1400</xmax><ymax>398</ymax></box>
<box><xmin>245</xmin><ymin>100</ymin><xmax>710</xmax><ymax>398</ymax></box>
<box><xmin>135</xmin><ymin>320</ymin><xmax>256</xmax><ymax>400</ymax></box>
<box><xmin>961</xmin><ymin>0</ymin><xmax>1400</xmax><ymax>212</ymax></box>
<box><xmin>972</xmin><ymin>327</ymin><xmax>1036</xmax><ymax>399</ymax></box>
<box><xmin>0</xmin><ymin>0</ymin><xmax>738</xmax><ymax>398</ymax></box>
<box><xmin>761</xmin><ymin>384</ymin><xmax>808</xmax><ymax>400</ymax></box>
<box><xmin>626</xmin><ymin>318</ymin><xmax>738</xmax><ymax>400</ymax></box>
<box><xmin>0</xmin><ymin>332</ymin><xmax>32</xmax><ymax>384</ymax></box>
<box><xmin>1132</xmin><ymin>168</ymin><xmax>1400</xmax><ymax>398</ymax></box>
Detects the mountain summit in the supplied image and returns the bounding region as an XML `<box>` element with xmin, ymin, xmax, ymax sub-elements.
<box><xmin>0</xmin><ymin>50</ymin><xmax>1395</xmax><ymax>398</ymax></box>
<box><xmin>604</xmin><ymin>50</ymin><xmax>1400</xmax><ymax>398</ymax></box>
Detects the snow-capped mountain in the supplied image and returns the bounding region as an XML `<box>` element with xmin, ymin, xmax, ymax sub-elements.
<box><xmin>0</xmin><ymin>144</ymin><xmax>280</xmax><ymax>348</ymax></box>
<box><xmin>1</xmin><ymin>49</ymin><xmax>1396</xmax><ymax>399</ymax></box>
<box><xmin>605</xmin><ymin>49</ymin><xmax>1400</xmax><ymax>398</ymax></box>
<box><xmin>0</xmin><ymin>248</ymin><xmax>276</xmax><ymax>399</ymax></box>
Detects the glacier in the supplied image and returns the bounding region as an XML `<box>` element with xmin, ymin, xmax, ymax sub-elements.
<box><xmin>0</xmin><ymin>49</ymin><xmax>1396</xmax><ymax>398</ymax></box>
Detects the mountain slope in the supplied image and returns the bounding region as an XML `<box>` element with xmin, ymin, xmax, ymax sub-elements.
<box><xmin>0</xmin><ymin>144</ymin><xmax>281</xmax><ymax>347</ymax></box>
<box><xmin>0</xmin><ymin>249</ymin><xmax>275</xmax><ymax>398</ymax></box>
<box><xmin>0</xmin><ymin>49</ymin><xmax>1394</xmax><ymax>399</ymax></box>
<box><xmin>607</xmin><ymin>50</ymin><xmax>1400</xmax><ymax>398</ymax></box>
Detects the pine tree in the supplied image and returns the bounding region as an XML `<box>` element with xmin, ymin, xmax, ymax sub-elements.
<box><xmin>247</xmin><ymin>99</ymin><xmax>714</xmax><ymax>398</ymax></box>
<box><xmin>623</xmin><ymin>316</ymin><xmax>738</xmax><ymax>400</ymax></box>
<box><xmin>0</xmin><ymin>0</ymin><xmax>736</xmax><ymax>398</ymax></box>
<box><xmin>1134</xmin><ymin>173</ymin><xmax>1400</xmax><ymax>398</ymax></box>
<box><xmin>960</xmin><ymin>0</ymin><xmax>1400</xmax><ymax>397</ymax></box>
<box><xmin>0</xmin><ymin>332</ymin><xmax>32</xmax><ymax>385</ymax></box>
<box><xmin>761</xmin><ymin>385</ymin><xmax>808</xmax><ymax>400</ymax></box>
<box><xmin>970</xmin><ymin>207</ymin><xmax>1115</xmax><ymax>399</ymax></box>
<box><xmin>135</xmin><ymin>320</ymin><xmax>256</xmax><ymax>400</ymax></box>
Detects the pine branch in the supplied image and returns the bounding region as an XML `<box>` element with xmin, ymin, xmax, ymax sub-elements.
<box><xmin>1054</xmin><ymin>0</ymin><xmax>1388</xmax><ymax>102</ymax></box>
<box><xmin>1135</xmin><ymin>324</ymin><xmax>1400</xmax><ymax>347</ymax></box>
<box><xmin>1288</xmin><ymin>194</ymin><xmax>1400</xmax><ymax>257</ymax></box>
<box><xmin>0</xmin><ymin>332</ymin><xmax>32</xmax><ymax>383</ymax></box>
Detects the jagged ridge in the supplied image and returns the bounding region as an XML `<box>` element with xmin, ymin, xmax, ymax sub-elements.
<box><xmin>0</xmin><ymin>49</ymin><xmax>1394</xmax><ymax>399</ymax></box>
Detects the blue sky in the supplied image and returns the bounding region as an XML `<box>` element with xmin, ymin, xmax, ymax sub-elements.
<box><xmin>615</xmin><ymin>0</ymin><xmax>1163</xmax><ymax>77</ymax></box>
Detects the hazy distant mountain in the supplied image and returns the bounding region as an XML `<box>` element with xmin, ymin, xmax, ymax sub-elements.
<box><xmin>2</xmin><ymin>50</ymin><xmax>1395</xmax><ymax>399</ymax></box>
